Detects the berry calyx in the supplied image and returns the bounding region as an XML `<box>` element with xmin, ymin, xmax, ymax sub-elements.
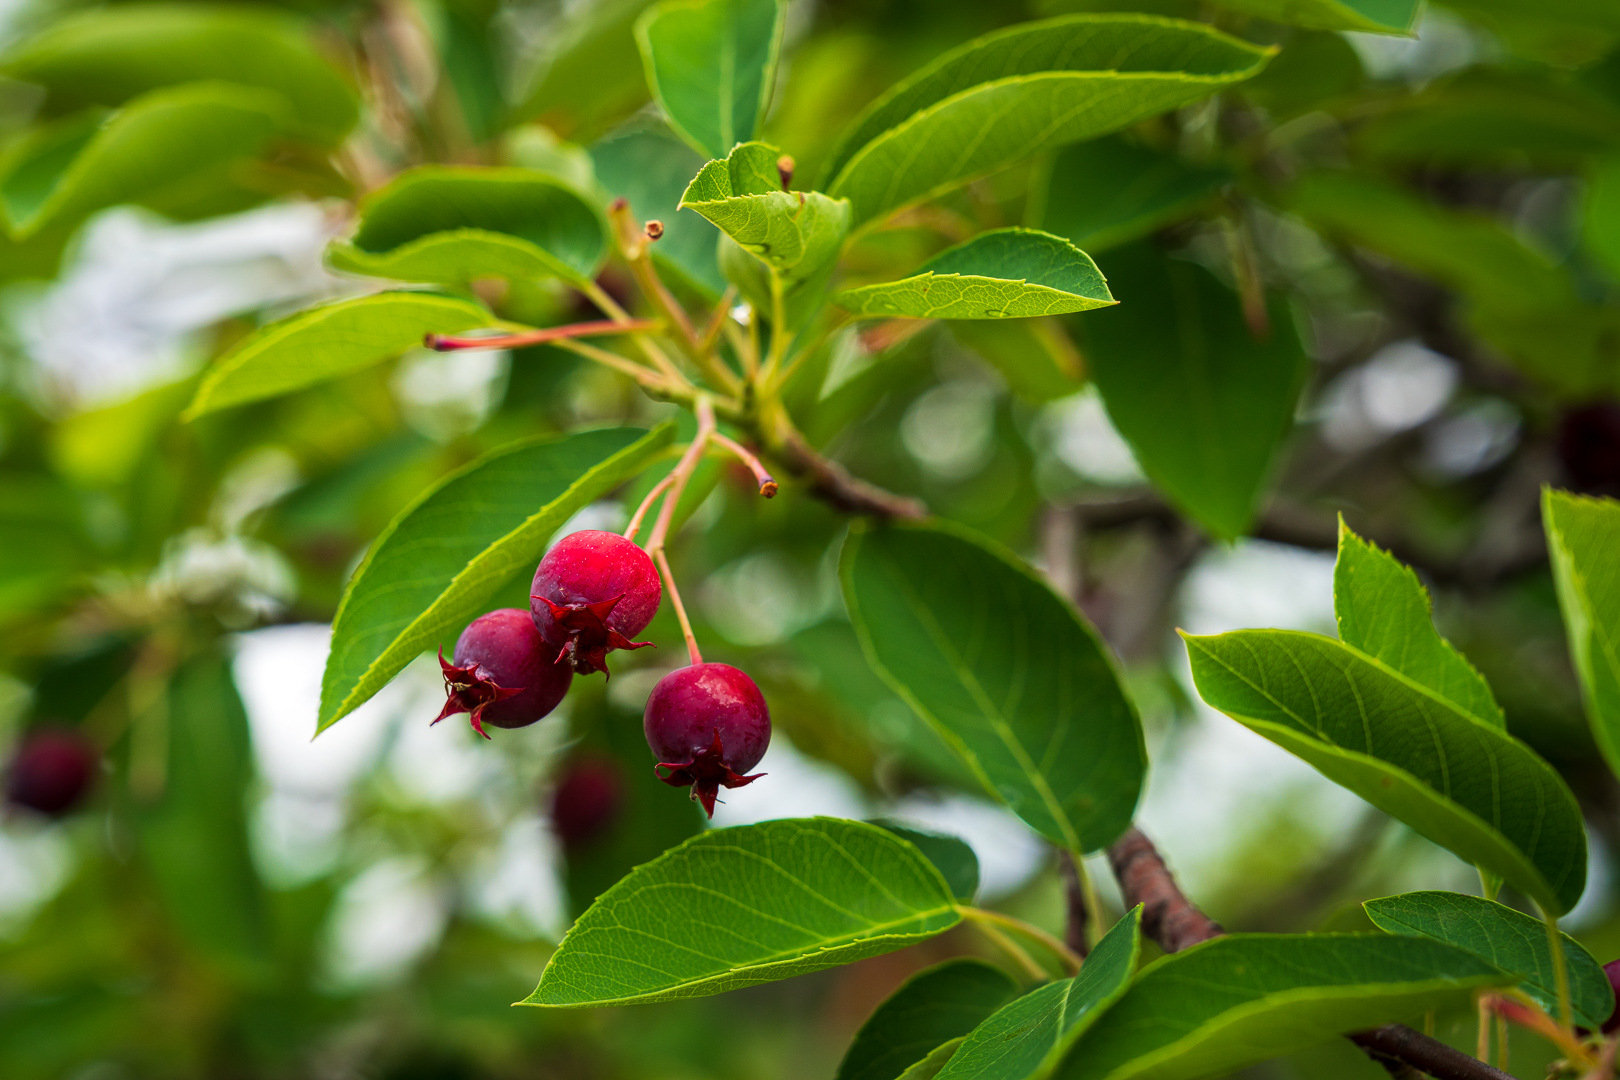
<box><xmin>6</xmin><ymin>728</ymin><xmax>98</xmax><ymax>816</ymax></box>
<box><xmin>643</xmin><ymin>662</ymin><xmax>770</xmax><ymax>817</ymax></box>
<box><xmin>531</xmin><ymin>530</ymin><xmax>661</xmax><ymax>676</ymax></box>
<box><xmin>436</xmin><ymin>608</ymin><xmax>572</xmax><ymax>739</ymax></box>
<box><xmin>549</xmin><ymin>754</ymin><xmax>625</xmax><ymax>850</ymax></box>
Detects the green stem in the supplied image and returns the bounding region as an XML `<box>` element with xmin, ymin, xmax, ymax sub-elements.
<box><xmin>1071</xmin><ymin>852</ymin><xmax>1105</xmax><ymax>951</ymax></box>
<box><xmin>970</xmin><ymin>917</ymin><xmax>1049</xmax><ymax>983</ymax></box>
<box><xmin>1540</xmin><ymin>906</ymin><xmax>1575</xmax><ymax>1034</ymax></box>
<box><xmin>960</xmin><ymin>907</ymin><xmax>1081</xmax><ymax>975</ymax></box>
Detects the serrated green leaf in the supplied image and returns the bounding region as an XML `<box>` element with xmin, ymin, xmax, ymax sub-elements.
<box><xmin>523</xmin><ymin>817</ymin><xmax>962</xmax><ymax>1007</ymax></box>
<box><xmin>1364</xmin><ymin>890</ymin><xmax>1614</xmax><ymax>1028</ymax></box>
<box><xmin>680</xmin><ymin>141</ymin><xmax>850</xmax><ymax>312</ymax></box>
<box><xmin>820</xmin><ymin>16</ymin><xmax>1271</xmax><ymax>227</ymax></box>
<box><xmin>841</xmin><ymin>521</ymin><xmax>1144</xmax><ymax>853</ymax></box>
<box><xmin>1335</xmin><ymin>520</ymin><xmax>1504</xmax><ymax>728</ymax></box>
<box><xmin>326</xmin><ymin>166</ymin><xmax>609</xmax><ymax>287</ymax></box>
<box><xmin>1040</xmin><ymin>137</ymin><xmax>1230</xmax><ymax>253</ymax></box>
<box><xmin>873</xmin><ymin>822</ymin><xmax>980</xmax><ymax>904</ymax></box>
<box><xmin>836</xmin><ymin>229</ymin><xmax>1114</xmax><ymax>320</ymax></box>
<box><xmin>1545</xmin><ymin>489</ymin><xmax>1620</xmax><ymax>781</ymax></box>
<box><xmin>592</xmin><ymin>127</ymin><xmax>727</xmax><ymax>296</ymax></box>
<box><xmin>0</xmin><ymin>83</ymin><xmax>280</xmax><ymax>239</ymax></box>
<box><xmin>938</xmin><ymin>906</ymin><xmax>1142</xmax><ymax>1080</ymax></box>
<box><xmin>1058</xmin><ymin>934</ymin><xmax>1512</xmax><ymax>1080</ymax></box>
<box><xmin>185</xmin><ymin>292</ymin><xmax>493</xmax><ymax>418</ymax></box>
<box><xmin>1184</xmin><ymin>623</ymin><xmax>1587</xmax><ymax>914</ymax></box>
<box><xmin>1083</xmin><ymin>243</ymin><xmax>1306</xmax><ymax>540</ymax></box>
<box><xmin>1209</xmin><ymin>0</ymin><xmax>1418</xmax><ymax>34</ymax></box>
<box><xmin>837</xmin><ymin>960</ymin><xmax>1017</xmax><ymax>1080</ymax></box>
<box><xmin>0</xmin><ymin>3</ymin><xmax>358</xmax><ymax>143</ymax></box>
<box><xmin>318</xmin><ymin>425</ymin><xmax>673</xmax><ymax>732</ymax></box>
<box><xmin>636</xmin><ymin>0</ymin><xmax>785</xmax><ymax>159</ymax></box>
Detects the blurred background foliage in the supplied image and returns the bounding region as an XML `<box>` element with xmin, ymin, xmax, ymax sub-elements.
<box><xmin>0</xmin><ymin>0</ymin><xmax>1619</xmax><ymax>1077</ymax></box>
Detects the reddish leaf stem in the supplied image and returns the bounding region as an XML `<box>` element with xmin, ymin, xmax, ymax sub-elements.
<box><xmin>425</xmin><ymin>319</ymin><xmax>658</xmax><ymax>351</ymax></box>
<box><xmin>711</xmin><ymin>433</ymin><xmax>777</xmax><ymax>497</ymax></box>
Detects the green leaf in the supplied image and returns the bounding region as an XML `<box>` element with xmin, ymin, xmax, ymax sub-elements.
<box><xmin>1544</xmin><ymin>489</ymin><xmax>1620</xmax><ymax>781</ymax></box>
<box><xmin>1208</xmin><ymin>0</ymin><xmax>1418</xmax><ymax>34</ymax></box>
<box><xmin>679</xmin><ymin>141</ymin><xmax>850</xmax><ymax>312</ymax></box>
<box><xmin>1083</xmin><ymin>243</ymin><xmax>1306</xmax><ymax>540</ymax></box>
<box><xmin>1058</xmin><ymin>934</ymin><xmax>1512</xmax><ymax>1080</ymax></box>
<box><xmin>0</xmin><ymin>83</ymin><xmax>281</xmax><ymax>239</ymax></box>
<box><xmin>523</xmin><ymin>817</ymin><xmax>962</xmax><ymax>1007</ymax></box>
<box><xmin>318</xmin><ymin>425</ymin><xmax>673</xmax><ymax>732</ymax></box>
<box><xmin>636</xmin><ymin>0</ymin><xmax>785</xmax><ymax>159</ymax></box>
<box><xmin>841</xmin><ymin>521</ymin><xmax>1145</xmax><ymax>853</ymax></box>
<box><xmin>1335</xmin><ymin>520</ymin><xmax>1504</xmax><ymax>728</ymax></box>
<box><xmin>1364</xmin><ymin>890</ymin><xmax>1614</xmax><ymax>1028</ymax></box>
<box><xmin>948</xmin><ymin>319</ymin><xmax>1083</xmax><ymax>403</ymax></box>
<box><xmin>327</xmin><ymin>166</ymin><xmax>610</xmax><ymax>287</ymax></box>
<box><xmin>837</xmin><ymin>959</ymin><xmax>1017</xmax><ymax>1080</ymax></box>
<box><xmin>835</xmin><ymin>229</ymin><xmax>1115</xmax><ymax>320</ymax></box>
<box><xmin>1586</xmin><ymin>156</ymin><xmax>1620</xmax><ymax>283</ymax></box>
<box><xmin>134</xmin><ymin>655</ymin><xmax>271</xmax><ymax>977</ymax></box>
<box><xmin>185</xmin><ymin>293</ymin><xmax>493</xmax><ymax>418</ymax></box>
<box><xmin>1040</xmin><ymin>138</ymin><xmax>1230</xmax><ymax>253</ymax></box>
<box><xmin>592</xmin><ymin>127</ymin><xmax>727</xmax><ymax>296</ymax></box>
<box><xmin>820</xmin><ymin>16</ymin><xmax>1271</xmax><ymax>227</ymax></box>
<box><xmin>1183</xmin><ymin>623</ymin><xmax>1587</xmax><ymax>913</ymax></box>
<box><xmin>1292</xmin><ymin>173</ymin><xmax>1620</xmax><ymax>397</ymax></box>
<box><xmin>938</xmin><ymin>905</ymin><xmax>1142</xmax><ymax>1080</ymax></box>
<box><xmin>0</xmin><ymin>3</ymin><xmax>358</xmax><ymax>144</ymax></box>
<box><xmin>874</xmin><ymin>822</ymin><xmax>980</xmax><ymax>904</ymax></box>
<box><xmin>899</xmin><ymin>1040</ymin><xmax>967</xmax><ymax>1080</ymax></box>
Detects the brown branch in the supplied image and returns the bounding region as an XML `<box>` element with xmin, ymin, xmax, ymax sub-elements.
<box><xmin>1059</xmin><ymin>851</ymin><xmax>1091</xmax><ymax>959</ymax></box>
<box><xmin>766</xmin><ymin>422</ymin><xmax>927</xmax><ymax>520</ymax></box>
<box><xmin>1107</xmin><ymin>826</ymin><xmax>1516</xmax><ymax>1080</ymax></box>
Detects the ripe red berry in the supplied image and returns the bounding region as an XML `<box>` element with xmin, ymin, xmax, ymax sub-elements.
<box><xmin>6</xmin><ymin>728</ymin><xmax>98</xmax><ymax>816</ymax></box>
<box><xmin>531</xmin><ymin>530</ymin><xmax>661</xmax><ymax>676</ymax></box>
<box><xmin>437</xmin><ymin>608</ymin><xmax>572</xmax><ymax>739</ymax></box>
<box><xmin>644</xmin><ymin>663</ymin><xmax>770</xmax><ymax>817</ymax></box>
<box><xmin>549</xmin><ymin>755</ymin><xmax>625</xmax><ymax>850</ymax></box>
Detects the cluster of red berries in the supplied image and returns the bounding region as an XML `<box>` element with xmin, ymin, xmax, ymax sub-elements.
<box><xmin>436</xmin><ymin>529</ymin><xmax>771</xmax><ymax>816</ymax></box>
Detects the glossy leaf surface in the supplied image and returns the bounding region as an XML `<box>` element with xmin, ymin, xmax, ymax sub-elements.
<box><xmin>842</xmin><ymin>521</ymin><xmax>1144</xmax><ymax>853</ymax></box>
<box><xmin>1060</xmin><ymin>934</ymin><xmax>1510</xmax><ymax>1080</ymax></box>
<box><xmin>836</xmin><ymin>960</ymin><xmax>1017</xmax><ymax>1080</ymax></box>
<box><xmin>938</xmin><ymin>906</ymin><xmax>1142</xmax><ymax>1080</ymax></box>
<box><xmin>0</xmin><ymin>3</ymin><xmax>358</xmax><ymax>142</ymax></box>
<box><xmin>318</xmin><ymin>425</ymin><xmax>673</xmax><ymax>732</ymax></box>
<box><xmin>1084</xmin><ymin>243</ymin><xmax>1306</xmax><ymax>540</ymax></box>
<box><xmin>835</xmin><ymin>229</ymin><xmax>1114</xmax><ymax>320</ymax></box>
<box><xmin>821</xmin><ymin>16</ymin><xmax>1270</xmax><ymax>226</ymax></box>
<box><xmin>525</xmin><ymin>818</ymin><xmax>961</xmax><ymax>1007</ymax></box>
<box><xmin>636</xmin><ymin>0</ymin><xmax>785</xmax><ymax>158</ymax></box>
<box><xmin>1185</xmin><ymin>622</ymin><xmax>1587</xmax><ymax>913</ymax></box>
<box><xmin>327</xmin><ymin>167</ymin><xmax>609</xmax><ymax>287</ymax></box>
<box><xmin>875</xmin><ymin>822</ymin><xmax>980</xmax><ymax>904</ymax></box>
<box><xmin>1335</xmin><ymin>522</ymin><xmax>1503</xmax><ymax>727</ymax></box>
<box><xmin>185</xmin><ymin>293</ymin><xmax>492</xmax><ymax>417</ymax></box>
<box><xmin>1544</xmin><ymin>490</ymin><xmax>1620</xmax><ymax>780</ymax></box>
<box><xmin>1210</xmin><ymin>0</ymin><xmax>1419</xmax><ymax>33</ymax></box>
<box><xmin>0</xmin><ymin>83</ymin><xmax>280</xmax><ymax>238</ymax></box>
<box><xmin>1364</xmin><ymin>890</ymin><xmax>1614</xmax><ymax>1027</ymax></box>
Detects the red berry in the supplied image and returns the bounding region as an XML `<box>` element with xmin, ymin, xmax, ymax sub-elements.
<box><xmin>549</xmin><ymin>755</ymin><xmax>625</xmax><ymax>849</ymax></box>
<box><xmin>6</xmin><ymin>728</ymin><xmax>98</xmax><ymax>816</ymax></box>
<box><xmin>644</xmin><ymin>663</ymin><xmax>770</xmax><ymax>817</ymax></box>
<box><xmin>530</xmin><ymin>530</ymin><xmax>661</xmax><ymax>676</ymax></box>
<box><xmin>436</xmin><ymin>609</ymin><xmax>572</xmax><ymax>739</ymax></box>
<box><xmin>1604</xmin><ymin>959</ymin><xmax>1620</xmax><ymax>1033</ymax></box>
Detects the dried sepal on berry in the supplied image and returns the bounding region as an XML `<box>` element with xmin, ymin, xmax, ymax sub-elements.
<box><xmin>434</xmin><ymin>648</ymin><xmax>523</xmax><ymax>739</ymax></box>
<box><xmin>531</xmin><ymin>593</ymin><xmax>654</xmax><ymax>675</ymax></box>
<box><xmin>653</xmin><ymin>728</ymin><xmax>766</xmax><ymax>816</ymax></box>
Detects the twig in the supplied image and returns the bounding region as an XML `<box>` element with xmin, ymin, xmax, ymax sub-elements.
<box><xmin>624</xmin><ymin>474</ymin><xmax>677</xmax><ymax>543</ymax></box>
<box><xmin>425</xmin><ymin>319</ymin><xmax>658</xmax><ymax>351</ymax></box>
<box><xmin>1059</xmin><ymin>851</ymin><xmax>1092</xmax><ymax>959</ymax></box>
<box><xmin>711</xmin><ymin>433</ymin><xmax>777</xmax><ymax>497</ymax></box>
<box><xmin>760</xmin><ymin>416</ymin><xmax>927</xmax><ymax>520</ymax></box>
<box><xmin>1107</xmin><ymin>826</ymin><xmax>1518</xmax><ymax>1080</ymax></box>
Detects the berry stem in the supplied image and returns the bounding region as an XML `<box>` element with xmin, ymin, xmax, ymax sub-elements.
<box><xmin>425</xmin><ymin>319</ymin><xmax>659</xmax><ymax>352</ymax></box>
<box><xmin>698</xmin><ymin>286</ymin><xmax>738</xmax><ymax>357</ymax></box>
<box><xmin>624</xmin><ymin>473</ymin><xmax>678</xmax><ymax>543</ymax></box>
<box><xmin>550</xmin><ymin>338</ymin><xmax>684</xmax><ymax>394</ymax></box>
<box><xmin>969</xmin><ymin>917</ymin><xmax>1049</xmax><ymax>983</ymax></box>
<box><xmin>580</xmin><ymin>275</ymin><xmax>689</xmax><ymax>388</ymax></box>
<box><xmin>654</xmin><ymin>547</ymin><xmax>702</xmax><ymax>667</ymax></box>
<box><xmin>710</xmin><ymin>433</ymin><xmax>777</xmax><ymax>497</ymax></box>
